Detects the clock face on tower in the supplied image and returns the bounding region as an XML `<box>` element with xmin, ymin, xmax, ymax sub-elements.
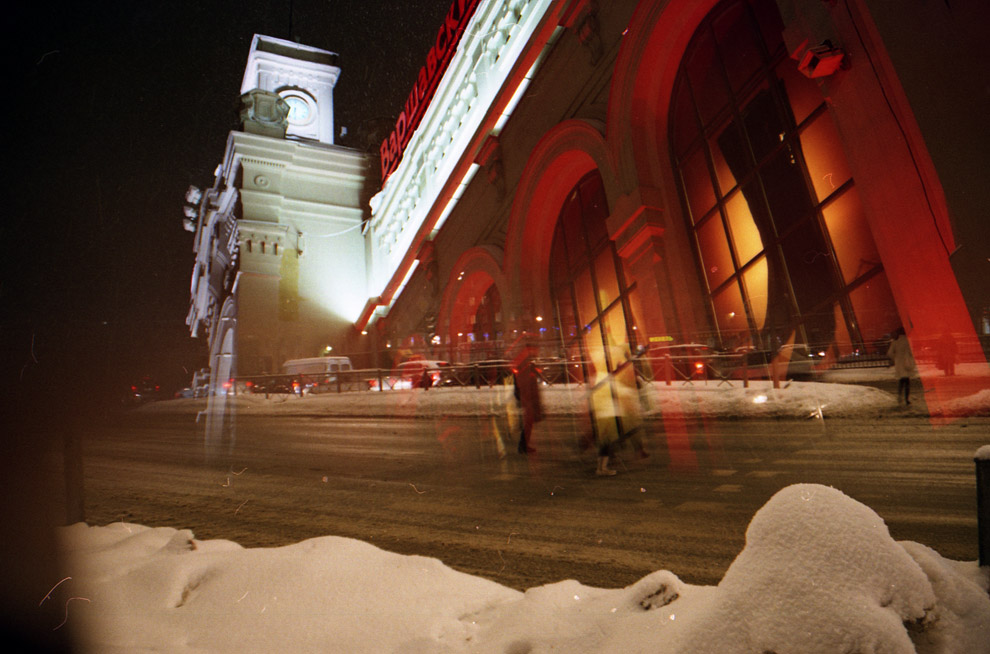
<box><xmin>279</xmin><ymin>91</ymin><xmax>315</xmax><ymax>126</ymax></box>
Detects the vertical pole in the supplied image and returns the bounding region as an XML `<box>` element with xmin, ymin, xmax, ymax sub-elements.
<box><xmin>976</xmin><ymin>451</ymin><xmax>990</xmax><ymax>567</ymax></box>
<box><xmin>664</xmin><ymin>355</ymin><xmax>672</xmax><ymax>386</ymax></box>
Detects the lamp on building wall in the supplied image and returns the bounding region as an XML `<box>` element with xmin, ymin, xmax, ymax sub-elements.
<box><xmin>183</xmin><ymin>186</ymin><xmax>201</xmax><ymax>232</ymax></box>
<box><xmin>797</xmin><ymin>41</ymin><xmax>847</xmax><ymax>78</ymax></box>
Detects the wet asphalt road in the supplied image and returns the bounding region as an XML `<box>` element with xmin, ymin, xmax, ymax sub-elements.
<box><xmin>76</xmin><ymin>408</ymin><xmax>987</xmax><ymax>591</ymax></box>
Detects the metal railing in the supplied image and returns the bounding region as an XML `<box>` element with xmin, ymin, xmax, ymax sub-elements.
<box><xmin>226</xmin><ymin>347</ymin><xmax>909</xmax><ymax>396</ymax></box>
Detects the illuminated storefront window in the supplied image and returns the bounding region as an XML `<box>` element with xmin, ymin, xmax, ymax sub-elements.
<box><xmin>670</xmin><ymin>0</ymin><xmax>898</xmax><ymax>356</ymax></box>
<box><xmin>550</xmin><ymin>172</ymin><xmax>638</xmax><ymax>439</ymax></box>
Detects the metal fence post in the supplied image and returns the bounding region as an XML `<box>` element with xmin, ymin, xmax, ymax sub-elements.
<box><xmin>976</xmin><ymin>446</ymin><xmax>990</xmax><ymax>567</ymax></box>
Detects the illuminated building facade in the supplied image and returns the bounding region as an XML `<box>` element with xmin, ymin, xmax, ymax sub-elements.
<box><xmin>186</xmin><ymin>35</ymin><xmax>370</xmax><ymax>390</ymax></box>
<box><xmin>188</xmin><ymin>0</ymin><xmax>988</xmax><ymax>415</ymax></box>
<box><xmin>360</xmin><ymin>0</ymin><xmax>988</xmax><ymax>411</ymax></box>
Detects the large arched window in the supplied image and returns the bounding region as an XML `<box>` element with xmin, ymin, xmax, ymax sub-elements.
<box><xmin>670</xmin><ymin>0</ymin><xmax>898</xmax><ymax>356</ymax></box>
<box><xmin>550</xmin><ymin>171</ymin><xmax>638</xmax><ymax>441</ymax></box>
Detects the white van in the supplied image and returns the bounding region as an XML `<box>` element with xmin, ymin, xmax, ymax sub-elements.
<box><xmin>281</xmin><ymin>356</ymin><xmax>354</xmax><ymax>393</ymax></box>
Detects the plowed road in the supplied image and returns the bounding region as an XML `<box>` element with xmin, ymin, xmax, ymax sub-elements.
<box><xmin>77</xmin><ymin>409</ymin><xmax>985</xmax><ymax>590</ymax></box>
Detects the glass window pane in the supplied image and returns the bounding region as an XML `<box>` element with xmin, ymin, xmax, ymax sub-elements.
<box><xmin>580</xmin><ymin>174</ymin><xmax>609</xmax><ymax>247</ymax></box>
<box><xmin>595</xmin><ymin>248</ymin><xmax>620</xmax><ymax>310</ymax></box>
<box><xmin>562</xmin><ymin>189</ymin><xmax>586</xmax><ymax>268</ymax></box>
<box><xmin>549</xmin><ymin>221</ymin><xmax>568</xmax><ymax>286</ymax></box>
<box><xmin>715</xmin><ymin>115</ymin><xmax>753</xmax><ymax>185</ymax></box>
<box><xmin>681</xmin><ymin>147</ymin><xmax>716</xmax><ymax>222</ymax></box>
<box><xmin>751</xmin><ymin>0</ymin><xmax>785</xmax><ymax>55</ymax></box>
<box><xmin>686</xmin><ymin>27</ymin><xmax>730</xmax><ymax>127</ymax></box>
<box><xmin>742</xmin><ymin>256</ymin><xmax>769</xmax><ymax>331</ymax></box>
<box><xmin>760</xmin><ymin>147</ymin><xmax>814</xmax><ymax>232</ymax></box>
<box><xmin>714</xmin><ymin>1</ymin><xmax>763</xmax><ymax>92</ymax></box>
<box><xmin>555</xmin><ymin>284</ymin><xmax>579</xmax><ymax>338</ymax></box>
<box><xmin>800</xmin><ymin>112</ymin><xmax>853</xmax><ymax>203</ymax></box>
<box><xmin>574</xmin><ymin>268</ymin><xmax>597</xmax><ymax>329</ymax></box>
<box><xmin>602</xmin><ymin>303</ymin><xmax>629</xmax><ymax>356</ymax></box>
<box><xmin>697</xmin><ymin>214</ymin><xmax>734</xmax><ymax>290</ymax></box>
<box><xmin>671</xmin><ymin>77</ymin><xmax>700</xmax><ymax>157</ymax></box>
<box><xmin>742</xmin><ymin>86</ymin><xmax>784</xmax><ymax>164</ymax></box>
<box><xmin>776</xmin><ymin>59</ymin><xmax>822</xmax><ymax>127</ymax></box>
<box><xmin>709</xmin><ymin>121</ymin><xmax>741</xmax><ymax>195</ymax></box>
<box><xmin>848</xmin><ymin>273</ymin><xmax>900</xmax><ymax>351</ymax></box>
<box><xmin>583</xmin><ymin>321</ymin><xmax>607</xmax><ymax>384</ymax></box>
<box><xmin>565</xmin><ymin>340</ymin><xmax>587</xmax><ymax>384</ymax></box>
<box><xmin>831</xmin><ymin>302</ymin><xmax>854</xmax><ymax>356</ymax></box>
<box><xmin>822</xmin><ymin>187</ymin><xmax>881</xmax><ymax>286</ymax></box>
<box><xmin>712</xmin><ymin>281</ymin><xmax>749</xmax><ymax>348</ymax></box>
<box><xmin>724</xmin><ymin>188</ymin><xmax>763</xmax><ymax>265</ymax></box>
<box><xmin>780</xmin><ymin>222</ymin><xmax>838</xmax><ymax>313</ymax></box>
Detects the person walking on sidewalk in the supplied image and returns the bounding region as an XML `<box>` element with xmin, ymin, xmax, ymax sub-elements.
<box><xmin>886</xmin><ymin>327</ymin><xmax>916</xmax><ymax>405</ymax></box>
<box><xmin>513</xmin><ymin>351</ymin><xmax>543</xmax><ymax>454</ymax></box>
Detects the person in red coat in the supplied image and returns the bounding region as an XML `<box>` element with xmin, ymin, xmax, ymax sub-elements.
<box><xmin>513</xmin><ymin>353</ymin><xmax>543</xmax><ymax>454</ymax></box>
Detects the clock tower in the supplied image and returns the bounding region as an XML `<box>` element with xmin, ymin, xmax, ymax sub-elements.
<box><xmin>187</xmin><ymin>32</ymin><xmax>370</xmax><ymax>417</ymax></box>
<box><xmin>240</xmin><ymin>34</ymin><xmax>341</xmax><ymax>144</ymax></box>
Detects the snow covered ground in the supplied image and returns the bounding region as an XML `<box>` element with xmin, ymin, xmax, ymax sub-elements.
<box><xmin>57</xmin><ymin>368</ymin><xmax>990</xmax><ymax>652</ymax></box>
<box><xmin>147</xmin><ymin>361</ymin><xmax>990</xmax><ymax>421</ymax></box>
<box><xmin>57</xmin><ymin>484</ymin><xmax>989</xmax><ymax>653</ymax></box>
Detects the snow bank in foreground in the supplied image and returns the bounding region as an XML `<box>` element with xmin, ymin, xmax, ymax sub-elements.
<box><xmin>57</xmin><ymin>484</ymin><xmax>989</xmax><ymax>653</ymax></box>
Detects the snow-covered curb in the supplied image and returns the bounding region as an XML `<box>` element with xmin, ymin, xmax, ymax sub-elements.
<box><xmin>142</xmin><ymin>379</ymin><xmax>990</xmax><ymax>420</ymax></box>
<box><xmin>57</xmin><ymin>484</ymin><xmax>990</xmax><ymax>653</ymax></box>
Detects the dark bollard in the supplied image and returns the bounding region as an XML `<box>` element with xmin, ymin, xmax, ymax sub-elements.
<box><xmin>977</xmin><ymin>447</ymin><xmax>990</xmax><ymax>567</ymax></box>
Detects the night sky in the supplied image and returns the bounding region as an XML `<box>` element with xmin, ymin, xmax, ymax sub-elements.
<box><xmin>5</xmin><ymin>1</ymin><xmax>451</xmax><ymax>401</ymax></box>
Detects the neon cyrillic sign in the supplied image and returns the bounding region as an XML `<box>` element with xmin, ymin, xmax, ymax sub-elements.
<box><xmin>379</xmin><ymin>0</ymin><xmax>481</xmax><ymax>182</ymax></box>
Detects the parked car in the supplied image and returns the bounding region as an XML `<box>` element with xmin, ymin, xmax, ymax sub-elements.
<box><xmin>370</xmin><ymin>359</ymin><xmax>450</xmax><ymax>390</ymax></box>
<box><xmin>281</xmin><ymin>356</ymin><xmax>354</xmax><ymax>394</ymax></box>
<box><xmin>399</xmin><ymin>359</ymin><xmax>450</xmax><ymax>389</ymax></box>
<box><xmin>126</xmin><ymin>376</ymin><xmax>162</xmax><ymax>404</ymax></box>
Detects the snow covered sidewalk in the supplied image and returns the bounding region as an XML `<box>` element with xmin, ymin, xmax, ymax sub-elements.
<box><xmin>149</xmin><ymin>375</ymin><xmax>990</xmax><ymax>420</ymax></box>
<box><xmin>57</xmin><ymin>484</ymin><xmax>990</xmax><ymax>653</ymax></box>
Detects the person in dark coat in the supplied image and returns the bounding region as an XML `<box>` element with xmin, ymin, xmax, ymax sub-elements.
<box><xmin>513</xmin><ymin>353</ymin><xmax>543</xmax><ymax>454</ymax></box>
<box><xmin>936</xmin><ymin>330</ymin><xmax>957</xmax><ymax>377</ymax></box>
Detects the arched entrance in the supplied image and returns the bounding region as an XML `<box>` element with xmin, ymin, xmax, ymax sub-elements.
<box><xmin>437</xmin><ymin>246</ymin><xmax>509</xmax><ymax>362</ymax></box>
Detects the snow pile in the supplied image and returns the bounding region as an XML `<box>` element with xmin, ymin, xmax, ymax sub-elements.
<box><xmin>666</xmin><ymin>484</ymin><xmax>985</xmax><ymax>653</ymax></box>
<box><xmin>928</xmin><ymin>388</ymin><xmax>990</xmax><ymax>418</ymax></box>
<box><xmin>57</xmin><ymin>484</ymin><xmax>990</xmax><ymax>653</ymax></box>
<box><xmin>153</xmin><ymin>379</ymin><xmax>914</xmax><ymax>420</ymax></box>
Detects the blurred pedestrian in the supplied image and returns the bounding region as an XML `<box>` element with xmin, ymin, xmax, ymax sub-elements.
<box><xmin>886</xmin><ymin>328</ymin><xmax>915</xmax><ymax>405</ymax></box>
<box><xmin>936</xmin><ymin>330</ymin><xmax>957</xmax><ymax>377</ymax></box>
<box><xmin>513</xmin><ymin>351</ymin><xmax>543</xmax><ymax>454</ymax></box>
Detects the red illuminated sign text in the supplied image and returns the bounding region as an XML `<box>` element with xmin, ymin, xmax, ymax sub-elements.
<box><xmin>379</xmin><ymin>0</ymin><xmax>481</xmax><ymax>182</ymax></box>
